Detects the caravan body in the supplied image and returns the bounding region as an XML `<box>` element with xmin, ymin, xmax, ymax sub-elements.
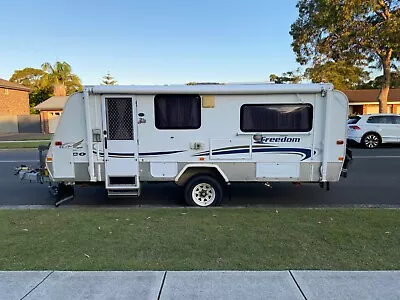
<box><xmin>45</xmin><ymin>83</ymin><xmax>349</xmax><ymax>206</ymax></box>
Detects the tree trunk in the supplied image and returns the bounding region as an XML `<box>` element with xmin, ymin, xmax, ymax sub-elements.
<box><xmin>377</xmin><ymin>53</ymin><xmax>392</xmax><ymax>113</ymax></box>
<box><xmin>53</xmin><ymin>83</ymin><xmax>66</xmax><ymax>96</ymax></box>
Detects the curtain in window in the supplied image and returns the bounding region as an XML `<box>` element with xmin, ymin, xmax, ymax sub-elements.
<box><xmin>155</xmin><ymin>94</ymin><xmax>201</xmax><ymax>129</ymax></box>
<box><xmin>241</xmin><ymin>105</ymin><xmax>312</xmax><ymax>132</ymax></box>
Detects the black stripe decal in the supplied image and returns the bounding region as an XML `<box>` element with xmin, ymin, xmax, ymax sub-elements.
<box><xmin>139</xmin><ymin>150</ymin><xmax>185</xmax><ymax>156</ymax></box>
<box><xmin>194</xmin><ymin>147</ymin><xmax>313</xmax><ymax>161</ymax></box>
<box><xmin>110</xmin><ymin>152</ymin><xmax>135</xmax><ymax>157</ymax></box>
<box><xmin>93</xmin><ymin>150</ymin><xmax>185</xmax><ymax>157</ymax></box>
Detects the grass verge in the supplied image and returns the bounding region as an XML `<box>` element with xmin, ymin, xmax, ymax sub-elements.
<box><xmin>0</xmin><ymin>208</ymin><xmax>399</xmax><ymax>271</ymax></box>
<box><xmin>0</xmin><ymin>141</ymin><xmax>50</xmax><ymax>149</ymax></box>
<box><xmin>0</xmin><ymin>134</ymin><xmax>52</xmax><ymax>141</ymax></box>
<box><xmin>15</xmin><ymin>133</ymin><xmax>53</xmax><ymax>141</ymax></box>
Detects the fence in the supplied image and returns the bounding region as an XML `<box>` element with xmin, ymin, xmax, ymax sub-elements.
<box><xmin>0</xmin><ymin>115</ymin><xmax>41</xmax><ymax>134</ymax></box>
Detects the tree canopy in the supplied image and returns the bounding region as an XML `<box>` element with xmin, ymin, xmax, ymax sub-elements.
<box><xmin>359</xmin><ymin>71</ymin><xmax>400</xmax><ymax>89</ymax></box>
<box><xmin>269</xmin><ymin>70</ymin><xmax>303</xmax><ymax>84</ymax></box>
<box><xmin>305</xmin><ymin>61</ymin><xmax>370</xmax><ymax>90</ymax></box>
<box><xmin>290</xmin><ymin>0</ymin><xmax>400</xmax><ymax>112</ymax></box>
<box><xmin>9</xmin><ymin>61</ymin><xmax>82</xmax><ymax>112</ymax></box>
<box><xmin>41</xmin><ymin>61</ymin><xmax>82</xmax><ymax>96</ymax></box>
<box><xmin>9</xmin><ymin>68</ymin><xmax>46</xmax><ymax>88</ymax></box>
<box><xmin>101</xmin><ymin>72</ymin><xmax>117</xmax><ymax>85</ymax></box>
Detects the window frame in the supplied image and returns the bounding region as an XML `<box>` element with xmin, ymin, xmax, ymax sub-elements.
<box><xmin>239</xmin><ymin>103</ymin><xmax>314</xmax><ymax>133</ymax></box>
<box><xmin>154</xmin><ymin>94</ymin><xmax>202</xmax><ymax>130</ymax></box>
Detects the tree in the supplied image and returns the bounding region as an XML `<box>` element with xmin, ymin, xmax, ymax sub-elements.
<box><xmin>28</xmin><ymin>87</ymin><xmax>53</xmax><ymax>111</ymax></box>
<box><xmin>9</xmin><ymin>68</ymin><xmax>46</xmax><ymax>88</ymax></box>
<box><xmin>305</xmin><ymin>61</ymin><xmax>370</xmax><ymax>90</ymax></box>
<box><xmin>359</xmin><ymin>71</ymin><xmax>400</xmax><ymax>88</ymax></box>
<box><xmin>10</xmin><ymin>62</ymin><xmax>82</xmax><ymax>112</ymax></box>
<box><xmin>290</xmin><ymin>0</ymin><xmax>400</xmax><ymax>112</ymax></box>
<box><xmin>41</xmin><ymin>61</ymin><xmax>82</xmax><ymax>96</ymax></box>
<box><xmin>186</xmin><ymin>82</ymin><xmax>224</xmax><ymax>85</ymax></box>
<box><xmin>101</xmin><ymin>72</ymin><xmax>117</xmax><ymax>85</ymax></box>
<box><xmin>269</xmin><ymin>69</ymin><xmax>303</xmax><ymax>84</ymax></box>
<box><xmin>9</xmin><ymin>67</ymin><xmax>52</xmax><ymax>111</ymax></box>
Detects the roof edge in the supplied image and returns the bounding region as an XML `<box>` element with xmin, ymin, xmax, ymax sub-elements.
<box><xmin>0</xmin><ymin>79</ymin><xmax>32</xmax><ymax>92</ymax></box>
<box><xmin>85</xmin><ymin>83</ymin><xmax>334</xmax><ymax>95</ymax></box>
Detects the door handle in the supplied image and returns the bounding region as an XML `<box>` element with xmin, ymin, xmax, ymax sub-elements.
<box><xmin>103</xmin><ymin>130</ymin><xmax>108</xmax><ymax>149</ymax></box>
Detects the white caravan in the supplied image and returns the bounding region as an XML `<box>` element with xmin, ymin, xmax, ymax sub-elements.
<box><xmin>19</xmin><ymin>83</ymin><xmax>352</xmax><ymax>206</ymax></box>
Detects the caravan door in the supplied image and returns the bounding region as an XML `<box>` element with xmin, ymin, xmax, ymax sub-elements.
<box><xmin>102</xmin><ymin>96</ymin><xmax>139</xmax><ymax>189</ymax></box>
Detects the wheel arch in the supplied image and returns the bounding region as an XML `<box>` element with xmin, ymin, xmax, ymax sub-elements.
<box><xmin>362</xmin><ymin>131</ymin><xmax>382</xmax><ymax>142</ymax></box>
<box><xmin>174</xmin><ymin>164</ymin><xmax>229</xmax><ymax>186</ymax></box>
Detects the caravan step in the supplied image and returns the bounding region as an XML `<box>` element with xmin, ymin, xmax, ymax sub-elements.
<box><xmin>107</xmin><ymin>189</ymin><xmax>141</xmax><ymax>198</ymax></box>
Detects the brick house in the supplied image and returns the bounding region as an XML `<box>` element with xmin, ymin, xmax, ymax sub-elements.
<box><xmin>0</xmin><ymin>78</ymin><xmax>31</xmax><ymax>115</ymax></box>
<box><xmin>343</xmin><ymin>89</ymin><xmax>400</xmax><ymax>115</ymax></box>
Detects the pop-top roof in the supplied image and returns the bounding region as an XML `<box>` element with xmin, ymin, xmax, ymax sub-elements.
<box><xmin>85</xmin><ymin>83</ymin><xmax>334</xmax><ymax>95</ymax></box>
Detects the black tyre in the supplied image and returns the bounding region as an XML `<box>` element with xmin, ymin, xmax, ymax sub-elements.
<box><xmin>362</xmin><ymin>133</ymin><xmax>380</xmax><ymax>149</ymax></box>
<box><xmin>184</xmin><ymin>175</ymin><xmax>224</xmax><ymax>207</ymax></box>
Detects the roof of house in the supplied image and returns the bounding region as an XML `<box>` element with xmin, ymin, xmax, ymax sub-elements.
<box><xmin>0</xmin><ymin>78</ymin><xmax>31</xmax><ymax>92</ymax></box>
<box><xmin>34</xmin><ymin>96</ymin><xmax>69</xmax><ymax>111</ymax></box>
<box><xmin>343</xmin><ymin>89</ymin><xmax>400</xmax><ymax>103</ymax></box>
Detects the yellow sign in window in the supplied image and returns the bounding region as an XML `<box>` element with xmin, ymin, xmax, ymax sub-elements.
<box><xmin>202</xmin><ymin>95</ymin><xmax>215</xmax><ymax>108</ymax></box>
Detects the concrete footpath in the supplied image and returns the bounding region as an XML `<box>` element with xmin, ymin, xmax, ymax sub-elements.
<box><xmin>1</xmin><ymin>270</ymin><xmax>400</xmax><ymax>300</ymax></box>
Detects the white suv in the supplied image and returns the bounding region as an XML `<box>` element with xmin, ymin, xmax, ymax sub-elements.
<box><xmin>347</xmin><ymin>114</ymin><xmax>400</xmax><ymax>148</ymax></box>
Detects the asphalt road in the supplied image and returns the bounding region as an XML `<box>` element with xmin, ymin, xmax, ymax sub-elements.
<box><xmin>1</xmin><ymin>146</ymin><xmax>400</xmax><ymax>208</ymax></box>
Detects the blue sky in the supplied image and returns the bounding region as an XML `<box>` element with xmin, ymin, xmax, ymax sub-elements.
<box><xmin>1</xmin><ymin>0</ymin><xmax>301</xmax><ymax>85</ymax></box>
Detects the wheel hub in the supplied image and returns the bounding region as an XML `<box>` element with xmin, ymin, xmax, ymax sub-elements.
<box><xmin>192</xmin><ymin>183</ymin><xmax>216</xmax><ymax>206</ymax></box>
<box><xmin>365</xmin><ymin>135</ymin><xmax>378</xmax><ymax>148</ymax></box>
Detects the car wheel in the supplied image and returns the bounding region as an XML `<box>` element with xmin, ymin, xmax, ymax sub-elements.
<box><xmin>362</xmin><ymin>133</ymin><xmax>380</xmax><ymax>149</ymax></box>
<box><xmin>184</xmin><ymin>175</ymin><xmax>223</xmax><ymax>207</ymax></box>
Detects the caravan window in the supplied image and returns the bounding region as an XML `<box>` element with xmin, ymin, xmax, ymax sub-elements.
<box><xmin>240</xmin><ymin>104</ymin><xmax>313</xmax><ymax>132</ymax></box>
<box><xmin>154</xmin><ymin>94</ymin><xmax>201</xmax><ymax>129</ymax></box>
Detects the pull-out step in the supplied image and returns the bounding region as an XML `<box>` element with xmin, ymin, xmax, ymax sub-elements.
<box><xmin>107</xmin><ymin>188</ymin><xmax>141</xmax><ymax>198</ymax></box>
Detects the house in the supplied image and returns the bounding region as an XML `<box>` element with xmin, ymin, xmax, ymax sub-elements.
<box><xmin>343</xmin><ymin>89</ymin><xmax>400</xmax><ymax>115</ymax></box>
<box><xmin>34</xmin><ymin>96</ymin><xmax>68</xmax><ymax>133</ymax></box>
<box><xmin>0</xmin><ymin>78</ymin><xmax>31</xmax><ymax>116</ymax></box>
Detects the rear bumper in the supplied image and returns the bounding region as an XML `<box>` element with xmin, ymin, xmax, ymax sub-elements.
<box><xmin>347</xmin><ymin>136</ymin><xmax>362</xmax><ymax>144</ymax></box>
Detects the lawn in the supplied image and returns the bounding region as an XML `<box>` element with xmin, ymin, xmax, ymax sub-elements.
<box><xmin>0</xmin><ymin>141</ymin><xmax>50</xmax><ymax>149</ymax></box>
<box><xmin>13</xmin><ymin>134</ymin><xmax>52</xmax><ymax>141</ymax></box>
<box><xmin>0</xmin><ymin>208</ymin><xmax>399</xmax><ymax>271</ymax></box>
<box><xmin>0</xmin><ymin>133</ymin><xmax>52</xmax><ymax>141</ymax></box>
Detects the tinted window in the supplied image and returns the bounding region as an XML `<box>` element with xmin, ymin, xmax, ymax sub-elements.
<box><xmin>240</xmin><ymin>104</ymin><xmax>313</xmax><ymax>132</ymax></box>
<box><xmin>348</xmin><ymin>116</ymin><xmax>360</xmax><ymax>124</ymax></box>
<box><xmin>393</xmin><ymin>116</ymin><xmax>400</xmax><ymax>124</ymax></box>
<box><xmin>367</xmin><ymin>116</ymin><xmax>393</xmax><ymax>124</ymax></box>
<box><xmin>154</xmin><ymin>94</ymin><xmax>201</xmax><ymax>129</ymax></box>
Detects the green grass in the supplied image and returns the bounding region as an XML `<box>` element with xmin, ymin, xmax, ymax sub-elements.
<box><xmin>12</xmin><ymin>134</ymin><xmax>52</xmax><ymax>141</ymax></box>
<box><xmin>0</xmin><ymin>141</ymin><xmax>50</xmax><ymax>149</ymax></box>
<box><xmin>0</xmin><ymin>208</ymin><xmax>399</xmax><ymax>271</ymax></box>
